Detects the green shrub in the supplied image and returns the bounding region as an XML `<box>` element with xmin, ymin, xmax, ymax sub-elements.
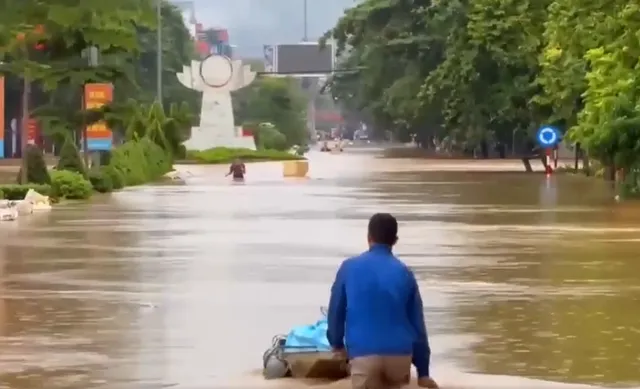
<box><xmin>88</xmin><ymin>167</ymin><xmax>114</xmax><ymax>193</ymax></box>
<box><xmin>99</xmin><ymin>150</ymin><xmax>112</xmax><ymax>166</ymax></box>
<box><xmin>0</xmin><ymin>184</ymin><xmax>51</xmax><ymax>200</ymax></box>
<box><xmin>139</xmin><ymin>137</ymin><xmax>172</xmax><ymax>178</ymax></box>
<box><xmin>294</xmin><ymin>144</ymin><xmax>310</xmax><ymax>156</ymax></box>
<box><xmin>50</xmin><ymin>170</ymin><xmax>93</xmax><ymax>200</ymax></box>
<box><xmin>104</xmin><ymin>164</ymin><xmax>124</xmax><ymax>190</ymax></box>
<box><xmin>186</xmin><ymin>147</ymin><xmax>302</xmax><ymax>164</ymax></box>
<box><xmin>257</xmin><ymin>127</ymin><xmax>288</xmax><ymax>151</ymax></box>
<box><xmin>109</xmin><ymin>141</ymin><xmax>148</xmax><ymax>186</ymax></box>
<box><xmin>109</xmin><ymin>137</ymin><xmax>172</xmax><ymax>186</ymax></box>
<box><xmin>16</xmin><ymin>145</ymin><xmax>51</xmax><ymax>184</ymax></box>
<box><xmin>57</xmin><ymin>138</ymin><xmax>87</xmax><ymax>177</ymax></box>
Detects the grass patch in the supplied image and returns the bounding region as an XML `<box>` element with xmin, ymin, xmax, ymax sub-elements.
<box><xmin>182</xmin><ymin>147</ymin><xmax>304</xmax><ymax>164</ymax></box>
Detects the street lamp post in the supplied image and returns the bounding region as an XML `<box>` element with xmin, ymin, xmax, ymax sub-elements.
<box><xmin>156</xmin><ymin>0</ymin><xmax>163</xmax><ymax>103</ymax></box>
<box><xmin>302</xmin><ymin>0</ymin><xmax>308</xmax><ymax>41</ymax></box>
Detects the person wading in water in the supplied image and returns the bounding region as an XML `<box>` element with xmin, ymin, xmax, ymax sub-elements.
<box><xmin>225</xmin><ymin>158</ymin><xmax>246</xmax><ymax>180</ymax></box>
<box><xmin>327</xmin><ymin>213</ymin><xmax>438</xmax><ymax>389</ymax></box>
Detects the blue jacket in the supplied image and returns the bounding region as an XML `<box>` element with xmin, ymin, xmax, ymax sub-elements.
<box><xmin>326</xmin><ymin>244</ymin><xmax>431</xmax><ymax>377</ymax></box>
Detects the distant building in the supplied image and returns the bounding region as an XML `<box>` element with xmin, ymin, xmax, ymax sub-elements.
<box><xmin>194</xmin><ymin>24</ymin><xmax>234</xmax><ymax>59</ymax></box>
<box><xmin>170</xmin><ymin>1</ymin><xmax>234</xmax><ymax>59</ymax></box>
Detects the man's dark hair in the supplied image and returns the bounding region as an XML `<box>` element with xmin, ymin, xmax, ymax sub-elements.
<box><xmin>368</xmin><ymin>213</ymin><xmax>398</xmax><ymax>246</ymax></box>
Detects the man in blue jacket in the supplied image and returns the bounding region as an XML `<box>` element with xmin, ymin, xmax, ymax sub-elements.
<box><xmin>327</xmin><ymin>213</ymin><xmax>438</xmax><ymax>389</ymax></box>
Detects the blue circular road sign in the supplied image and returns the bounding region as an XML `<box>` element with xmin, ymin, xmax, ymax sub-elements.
<box><xmin>536</xmin><ymin>126</ymin><xmax>560</xmax><ymax>148</ymax></box>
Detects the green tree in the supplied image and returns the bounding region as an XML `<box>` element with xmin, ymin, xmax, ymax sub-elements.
<box><xmin>57</xmin><ymin>136</ymin><xmax>87</xmax><ymax>176</ymax></box>
<box><xmin>326</xmin><ymin>0</ymin><xmax>640</xmax><ymax>193</ymax></box>
<box><xmin>538</xmin><ymin>0</ymin><xmax>640</xmax><ymax>178</ymax></box>
<box><xmin>323</xmin><ymin>0</ymin><xmax>448</xmax><ymax>144</ymax></box>
<box><xmin>163</xmin><ymin>102</ymin><xmax>193</xmax><ymax>156</ymax></box>
<box><xmin>130</xmin><ymin>1</ymin><xmax>200</xmax><ymax>111</ymax></box>
<box><xmin>0</xmin><ymin>0</ymin><xmax>198</xmax><ymax>160</ymax></box>
<box><xmin>420</xmin><ymin>0</ymin><xmax>551</xmax><ymax>153</ymax></box>
<box><xmin>233</xmin><ymin>77</ymin><xmax>308</xmax><ymax>147</ymax></box>
<box><xmin>0</xmin><ymin>0</ymin><xmax>156</xmax><ymax>182</ymax></box>
<box><xmin>325</xmin><ymin>0</ymin><xmax>550</xmax><ymax>153</ymax></box>
<box><xmin>18</xmin><ymin>144</ymin><xmax>51</xmax><ymax>184</ymax></box>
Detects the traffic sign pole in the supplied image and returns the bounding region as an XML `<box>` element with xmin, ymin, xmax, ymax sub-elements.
<box><xmin>545</xmin><ymin>148</ymin><xmax>553</xmax><ymax>175</ymax></box>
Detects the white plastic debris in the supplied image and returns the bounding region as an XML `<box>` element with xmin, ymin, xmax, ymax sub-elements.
<box><xmin>24</xmin><ymin>189</ymin><xmax>52</xmax><ymax>211</ymax></box>
<box><xmin>0</xmin><ymin>201</ymin><xmax>18</xmax><ymax>221</ymax></box>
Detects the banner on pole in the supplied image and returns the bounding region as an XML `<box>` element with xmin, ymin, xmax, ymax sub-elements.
<box><xmin>84</xmin><ymin>83</ymin><xmax>113</xmax><ymax>151</ymax></box>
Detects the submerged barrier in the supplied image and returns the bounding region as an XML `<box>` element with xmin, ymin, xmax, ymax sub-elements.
<box><xmin>283</xmin><ymin>160</ymin><xmax>309</xmax><ymax>178</ymax></box>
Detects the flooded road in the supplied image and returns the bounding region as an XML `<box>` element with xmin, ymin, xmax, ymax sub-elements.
<box><xmin>0</xmin><ymin>150</ymin><xmax>639</xmax><ymax>388</ymax></box>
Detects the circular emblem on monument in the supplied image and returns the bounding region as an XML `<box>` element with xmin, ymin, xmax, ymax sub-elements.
<box><xmin>199</xmin><ymin>54</ymin><xmax>233</xmax><ymax>88</ymax></box>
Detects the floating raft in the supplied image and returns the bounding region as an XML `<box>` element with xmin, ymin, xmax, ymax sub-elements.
<box><xmin>262</xmin><ymin>335</ymin><xmax>348</xmax><ymax>380</ymax></box>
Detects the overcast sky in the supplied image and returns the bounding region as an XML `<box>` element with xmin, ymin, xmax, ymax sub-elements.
<box><xmin>179</xmin><ymin>0</ymin><xmax>355</xmax><ymax>57</ymax></box>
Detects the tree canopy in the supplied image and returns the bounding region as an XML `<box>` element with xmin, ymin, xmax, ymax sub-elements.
<box><xmin>0</xmin><ymin>0</ymin><xmax>309</xmax><ymax>159</ymax></box>
<box><xmin>324</xmin><ymin>0</ymin><xmax>640</xmax><ymax>170</ymax></box>
<box><xmin>0</xmin><ymin>0</ymin><xmax>200</xmax><ymax>151</ymax></box>
<box><xmin>233</xmin><ymin>76</ymin><xmax>309</xmax><ymax>149</ymax></box>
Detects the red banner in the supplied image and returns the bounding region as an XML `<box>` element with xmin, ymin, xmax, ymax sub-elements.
<box><xmin>27</xmin><ymin>118</ymin><xmax>39</xmax><ymax>145</ymax></box>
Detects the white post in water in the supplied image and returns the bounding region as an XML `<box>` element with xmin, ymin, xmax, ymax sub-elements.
<box><xmin>176</xmin><ymin>54</ymin><xmax>257</xmax><ymax>150</ymax></box>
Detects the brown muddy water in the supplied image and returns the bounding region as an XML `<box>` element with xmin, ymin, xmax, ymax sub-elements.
<box><xmin>0</xmin><ymin>150</ymin><xmax>639</xmax><ymax>389</ymax></box>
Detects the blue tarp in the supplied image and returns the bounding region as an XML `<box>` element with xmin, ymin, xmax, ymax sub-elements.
<box><xmin>283</xmin><ymin>318</ymin><xmax>332</xmax><ymax>353</ymax></box>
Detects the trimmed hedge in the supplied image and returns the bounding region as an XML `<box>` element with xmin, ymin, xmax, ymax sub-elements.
<box><xmin>0</xmin><ymin>184</ymin><xmax>51</xmax><ymax>200</ymax></box>
<box><xmin>50</xmin><ymin>170</ymin><xmax>93</xmax><ymax>200</ymax></box>
<box><xmin>0</xmin><ymin>170</ymin><xmax>92</xmax><ymax>201</ymax></box>
<box><xmin>256</xmin><ymin>127</ymin><xmax>288</xmax><ymax>151</ymax></box>
<box><xmin>185</xmin><ymin>147</ymin><xmax>302</xmax><ymax>164</ymax></box>
<box><xmin>104</xmin><ymin>164</ymin><xmax>125</xmax><ymax>189</ymax></box>
<box><xmin>88</xmin><ymin>167</ymin><xmax>113</xmax><ymax>193</ymax></box>
<box><xmin>109</xmin><ymin>137</ymin><xmax>172</xmax><ymax>186</ymax></box>
<box><xmin>57</xmin><ymin>137</ymin><xmax>171</xmax><ymax>196</ymax></box>
<box><xmin>3</xmin><ymin>137</ymin><xmax>174</xmax><ymax>203</ymax></box>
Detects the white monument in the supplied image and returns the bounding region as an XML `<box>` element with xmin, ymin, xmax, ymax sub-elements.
<box><xmin>176</xmin><ymin>54</ymin><xmax>257</xmax><ymax>150</ymax></box>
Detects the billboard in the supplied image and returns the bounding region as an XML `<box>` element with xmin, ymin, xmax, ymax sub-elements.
<box><xmin>263</xmin><ymin>42</ymin><xmax>334</xmax><ymax>77</ymax></box>
<box><xmin>84</xmin><ymin>83</ymin><xmax>113</xmax><ymax>151</ymax></box>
